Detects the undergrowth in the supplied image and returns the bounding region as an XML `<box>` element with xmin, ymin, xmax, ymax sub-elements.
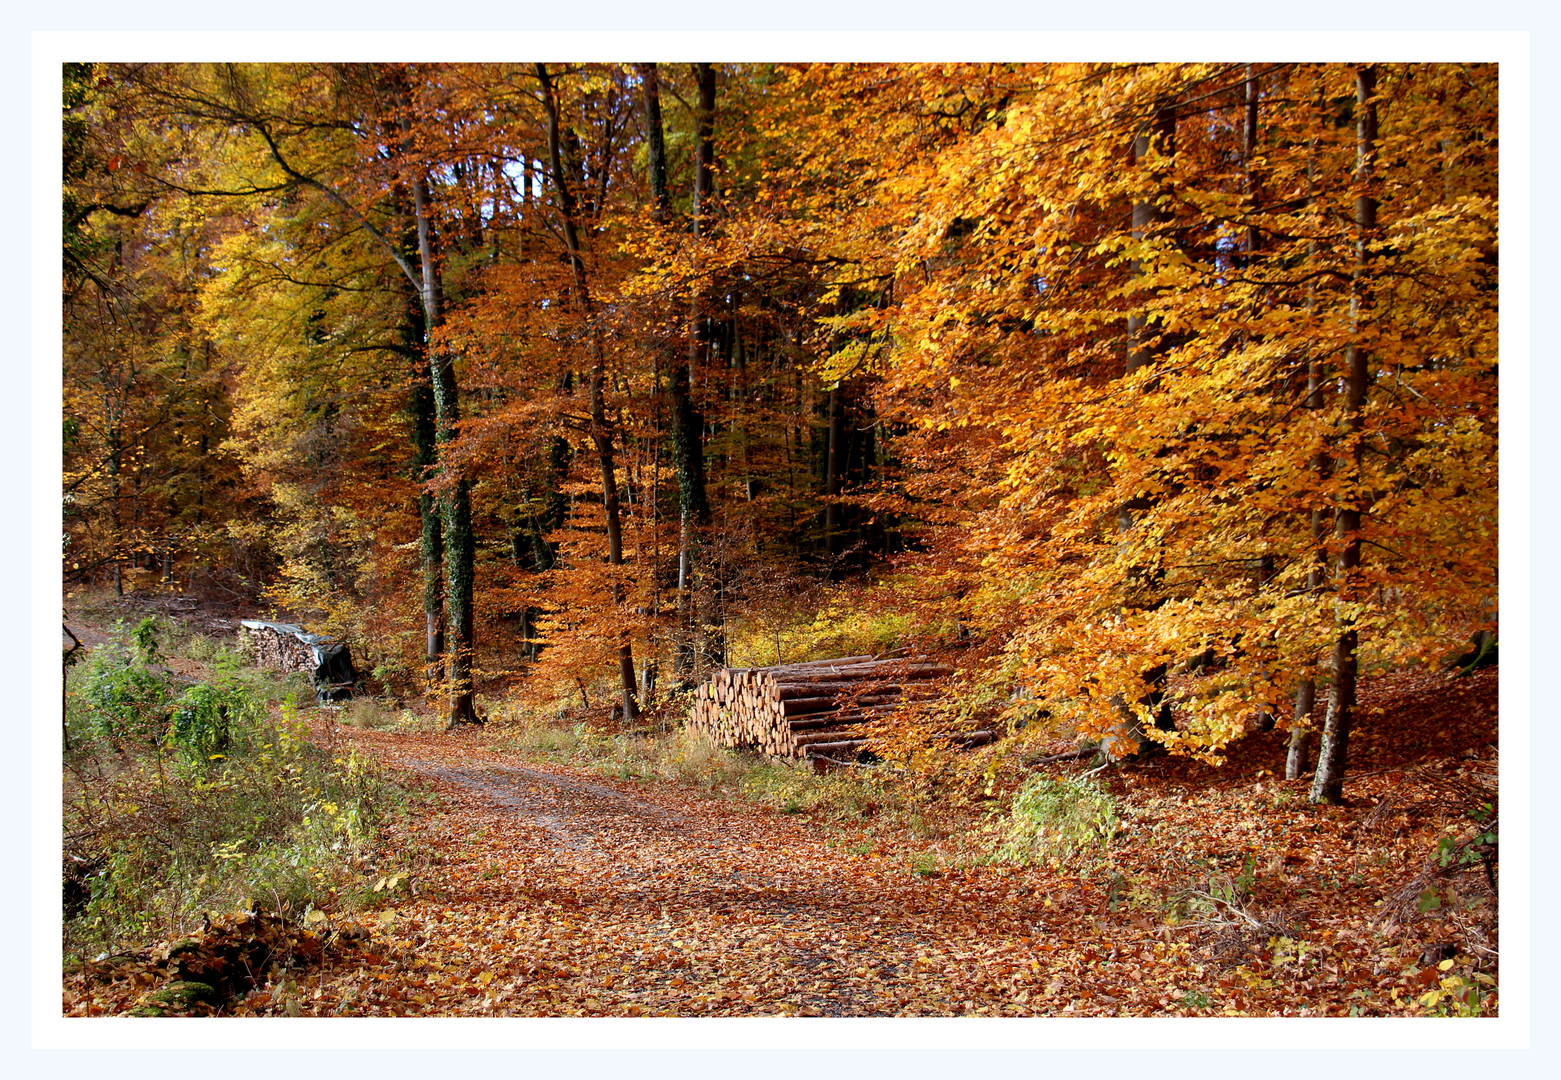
<box><xmin>63</xmin><ymin>622</ymin><xmax>412</xmax><ymax>961</ymax></box>
<box><xmin>492</xmin><ymin>703</ymin><xmax>970</xmax><ymax>875</ymax></box>
<box><xmin>990</xmin><ymin>772</ymin><xmax>1122</xmax><ymax>867</ymax></box>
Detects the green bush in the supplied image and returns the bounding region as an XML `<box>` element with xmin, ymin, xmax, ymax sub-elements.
<box><xmin>994</xmin><ymin>773</ymin><xmax>1121</xmax><ymax>866</ymax></box>
<box><xmin>167</xmin><ymin>679</ymin><xmax>265</xmax><ymax>761</ymax></box>
<box><xmin>77</xmin><ymin>637</ymin><xmax>176</xmax><ymax>748</ymax></box>
<box><xmin>64</xmin><ymin>640</ymin><xmax>406</xmax><ymax>960</ymax></box>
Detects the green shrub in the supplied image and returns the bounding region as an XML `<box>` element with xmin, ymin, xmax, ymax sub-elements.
<box><xmin>64</xmin><ymin>639</ymin><xmax>407</xmax><ymax>960</ymax></box>
<box><xmin>994</xmin><ymin>773</ymin><xmax>1121</xmax><ymax>866</ymax></box>
<box><xmin>167</xmin><ymin>680</ymin><xmax>265</xmax><ymax>761</ymax></box>
<box><xmin>78</xmin><ymin>641</ymin><xmax>176</xmax><ymax>748</ymax></box>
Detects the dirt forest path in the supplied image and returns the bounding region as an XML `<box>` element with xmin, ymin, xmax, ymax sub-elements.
<box><xmin>233</xmin><ymin>662</ymin><xmax>1497</xmax><ymax>1021</ymax></box>
<box><xmin>302</xmin><ymin>727</ymin><xmax>1099</xmax><ymax>1017</ymax></box>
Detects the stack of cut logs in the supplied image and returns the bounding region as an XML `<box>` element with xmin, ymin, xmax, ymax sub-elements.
<box><xmin>688</xmin><ymin>654</ymin><xmax>961</xmax><ymax>759</ymax></box>
<box><xmin>239</xmin><ymin>621</ymin><xmax>321</xmax><ymax>675</ymax></box>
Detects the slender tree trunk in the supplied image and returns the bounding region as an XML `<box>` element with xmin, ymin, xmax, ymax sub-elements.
<box><xmin>824</xmin><ymin>385</ymin><xmax>844</xmax><ymax>573</ymax></box>
<box><xmin>668</xmin><ymin>63</ymin><xmax>716</xmax><ymax>681</ymax></box>
<box><xmin>1311</xmin><ymin>66</ymin><xmax>1378</xmax><ymax>804</ymax></box>
<box><xmin>1287</xmin><ymin>678</ymin><xmax>1316</xmax><ymax>779</ymax></box>
<box><xmin>671</xmin><ymin>351</ymin><xmax>708</xmax><ymax>681</ymax></box>
<box><xmin>1241</xmin><ymin>70</ymin><xmax>1282</xmax><ymax>733</ymax></box>
<box><xmin>1288</xmin><ymin>363</ymin><xmax>1333</xmax><ymax>778</ymax></box>
<box><xmin>637</xmin><ymin>63</ymin><xmax>670</xmax><ymax>224</ymax></box>
<box><xmin>537</xmin><ymin>62</ymin><xmax>638</xmax><ymax>721</ymax></box>
<box><xmin>1243</xmin><ymin>65</ymin><xmax>1262</xmax><ymax>260</ymax></box>
<box><xmin>411</xmin><ymin>174</ymin><xmax>479</xmax><ymax>727</ymax></box>
<box><xmin>1124</xmin><ymin>102</ymin><xmax>1176</xmax><ymax>379</ymax></box>
<box><xmin>693</xmin><ymin>63</ymin><xmax>717</xmax><ymax>222</ymax></box>
<box><xmin>395</xmin><ymin>250</ymin><xmax>446</xmax><ymax>691</ymax></box>
<box><xmin>637</xmin><ymin>63</ymin><xmax>683</xmax><ymax>674</ymax></box>
<box><xmin>409</xmin><ymin>375</ymin><xmax>445</xmax><ymax>687</ymax></box>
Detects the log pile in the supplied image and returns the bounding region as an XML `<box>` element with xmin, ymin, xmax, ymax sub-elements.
<box><xmin>688</xmin><ymin>654</ymin><xmax>959</xmax><ymax>758</ymax></box>
<box><xmin>239</xmin><ymin>620</ymin><xmax>326</xmax><ymax>675</ymax></box>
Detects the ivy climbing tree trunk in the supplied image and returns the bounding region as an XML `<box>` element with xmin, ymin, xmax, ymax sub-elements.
<box><xmin>409</xmin><ymin>352</ymin><xmax>444</xmax><ymax>689</ymax></box>
<box><xmin>411</xmin><ymin>172</ymin><xmax>479</xmax><ymax>728</ymax></box>
<box><xmin>1311</xmin><ymin>66</ymin><xmax>1378</xmax><ymax>804</ymax></box>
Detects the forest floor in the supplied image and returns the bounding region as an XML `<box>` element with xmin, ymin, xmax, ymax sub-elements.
<box><xmin>61</xmin><ymin>610</ymin><xmax>1499</xmax><ymax>1018</ymax></box>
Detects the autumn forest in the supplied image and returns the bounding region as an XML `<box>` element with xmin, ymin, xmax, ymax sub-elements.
<box><xmin>62</xmin><ymin>61</ymin><xmax>1500</xmax><ymax>1019</ymax></box>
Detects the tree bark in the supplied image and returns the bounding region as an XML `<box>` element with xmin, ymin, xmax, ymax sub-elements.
<box><xmin>692</xmin><ymin>63</ymin><xmax>717</xmax><ymax>224</ymax></box>
<box><xmin>410</xmin><ymin>173</ymin><xmax>479</xmax><ymax>727</ymax></box>
<box><xmin>1286</xmin><ymin>678</ymin><xmax>1316</xmax><ymax>780</ymax></box>
<box><xmin>1242</xmin><ymin>65</ymin><xmax>1262</xmax><ymax>260</ymax></box>
<box><xmin>1286</xmin><ymin>83</ymin><xmax>1329</xmax><ymax>781</ymax></box>
<box><xmin>1311</xmin><ymin>66</ymin><xmax>1378</xmax><ymax>804</ymax></box>
<box><xmin>1124</xmin><ymin>101</ymin><xmax>1176</xmax><ymax>378</ymax></box>
<box><xmin>636</xmin><ymin>63</ymin><xmax>670</xmax><ymax>223</ymax></box>
<box><xmin>1288</xmin><ymin>363</ymin><xmax>1334</xmax><ymax>779</ymax></box>
<box><xmin>409</xmin><ymin>370</ymin><xmax>444</xmax><ymax>687</ymax></box>
<box><xmin>638</xmin><ymin>64</ymin><xmax>687</xmax><ymax>675</ymax></box>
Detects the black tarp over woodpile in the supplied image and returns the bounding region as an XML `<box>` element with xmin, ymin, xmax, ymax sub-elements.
<box><xmin>239</xmin><ymin>620</ymin><xmax>356</xmax><ymax>702</ymax></box>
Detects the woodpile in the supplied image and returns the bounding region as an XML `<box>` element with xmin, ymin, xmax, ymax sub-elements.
<box><xmin>688</xmin><ymin>654</ymin><xmax>987</xmax><ymax>759</ymax></box>
<box><xmin>239</xmin><ymin>620</ymin><xmax>326</xmax><ymax>675</ymax></box>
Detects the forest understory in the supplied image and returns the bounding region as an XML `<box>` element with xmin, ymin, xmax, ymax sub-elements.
<box><xmin>61</xmin><ymin>602</ymin><xmax>1499</xmax><ymax>1020</ymax></box>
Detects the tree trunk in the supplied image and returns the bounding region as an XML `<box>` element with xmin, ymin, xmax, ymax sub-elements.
<box><xmin>1124</xmin><ymin>101</ymin><xmax>1176</xmax><ymax>379</ymax></box>
<box><xmin>822</xmin><ymin>383</ymin><xmax>851</xmax><ymax>576</ymax></box>
<box><xmin>1288</xmin><ymin>375</ymin><xmax>1334</xmax><ymax>779</ymax></box>
<box><xmin>671</xmin><ymin>350</ymin><xmax>708</xmax><ymax>682</ymax></box>
<box><xmin>1286</xmin><ymin>678</ymin><xmax>1315</xmax><ymax>779</ymax></box>
<box><xmin>1311</xmin><ymin>66</ymin><xmax>1378</xmax><ymax>804</ymax></box>
<box><xmin>409</xmin><ymin>374</ymin><xmax>444</xmax><ymax>689</ymax></box>
<box><xmin>639</xmin><ymin>63</ymin><xmax>685</xmax><ymax>674</ymax></box>
<box><xmin>670</xmin><ymin>63</ymin><xmax>716</xmax><ymax>682</ymax></box>
<box><xmin>692</xmin><ymin>63</ymin><xmax>717</xmax><ymax>223</ymax></box>
<box><xmin>537</xmin><ymin>62</ymin><xmax>638</xmax><ymax>721</ymax></box>
<box><xmin>636</xmin><ymin>63</ymin><xmax>669</xmax><ymax>223</ymax></box>
<box><xmin>1243</xmin><ymin>65</ymin><xmax>1262</xmax><ymax>260</ymax></box>
<box><xmin>411</xmin><ymin>174</ymin><xmax>479</xmax><ymax>727</ymax></box>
